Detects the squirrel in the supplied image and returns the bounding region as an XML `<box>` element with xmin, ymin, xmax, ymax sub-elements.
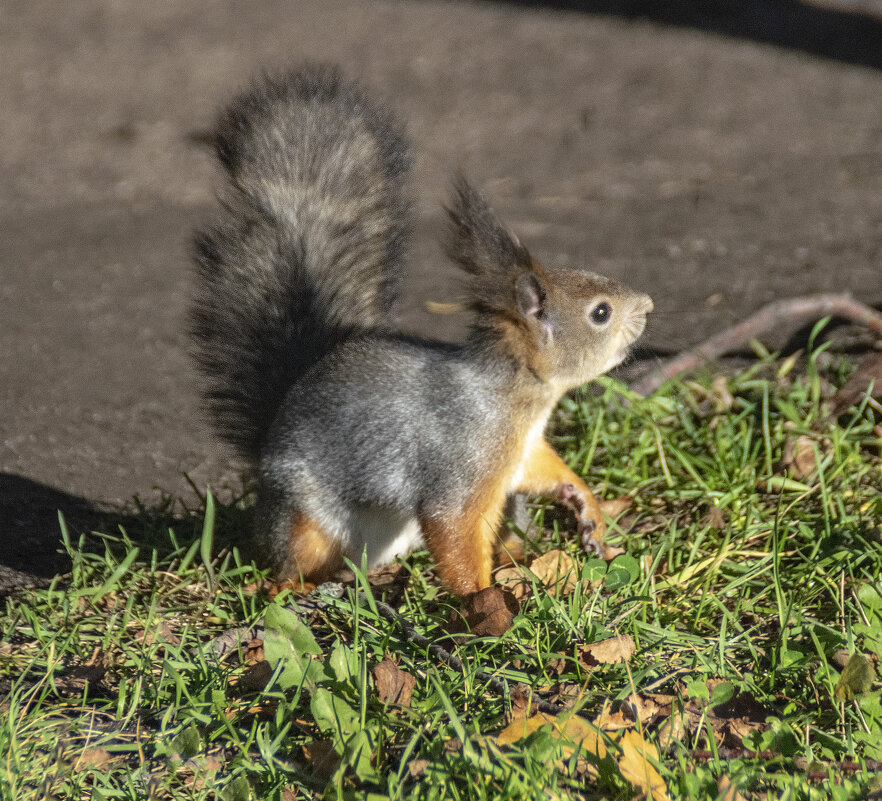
<box><xmin>190</xmin><ymin>65</ymin><xmax>653</xmax><ymax>597</ymax></box>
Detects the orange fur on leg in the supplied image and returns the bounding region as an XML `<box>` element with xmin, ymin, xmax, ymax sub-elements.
<box><xmin>514</xmin><ymin>438</ymin><xmax>606</xmax><ymax>546</ymax></box>
<box><xmin>419</xmin><ymin>483</ymin><xmax>508</xmax><ymax>595</ymax></box>
<box><xmin>279</xmin><ymin>516</ymin><xmax>342</xmax><ymax>591</ymax></box>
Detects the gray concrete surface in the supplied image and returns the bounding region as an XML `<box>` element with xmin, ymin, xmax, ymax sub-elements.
<box><xmin>1</xmin><ymin>0</ymin><xmax>880</xmax><ymax>579</ymax></box>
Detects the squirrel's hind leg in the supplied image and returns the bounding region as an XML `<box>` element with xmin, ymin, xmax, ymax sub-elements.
<box><xmin>278</xmin><ymin>515</ymin><xmax>344</xmax><ymax>592</ymax></box>
<box><xmin>419</xmin><ymin>482</ymin><xmax>508</xmax><ymax>596</ymax></box>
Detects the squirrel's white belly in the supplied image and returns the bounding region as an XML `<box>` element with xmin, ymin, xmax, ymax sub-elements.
<box><xmin>345</xmin><ymin>505</ymin><xmax>424</xmax><ymax>569</ymax></box>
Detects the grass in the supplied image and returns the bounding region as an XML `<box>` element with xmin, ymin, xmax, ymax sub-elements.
<box><xmin>2</xmin><ymin>339</ymin><xmax>881</xmax><ymax>800</ymax></box>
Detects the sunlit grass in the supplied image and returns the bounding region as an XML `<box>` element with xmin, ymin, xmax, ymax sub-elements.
<box><xmin>1</xmin><ymin>344</ymin><xmax>880</xmax><ymax>800</ymax></box>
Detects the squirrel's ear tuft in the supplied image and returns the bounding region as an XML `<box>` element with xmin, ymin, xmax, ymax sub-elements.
<box><xmin>445</xmin><ymin>176</ymin><xmax>528</xmax><ymax>279</ymax></box>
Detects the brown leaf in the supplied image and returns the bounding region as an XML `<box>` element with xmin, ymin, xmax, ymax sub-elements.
<box><xmin>716</xmin><ymin>776</ymin><xmax>749</xmax><ymax>801</ymax></box>
<box><xmin>494</xmin><ymin>565</ymin><xmax>530</xmax><ymax>600</ymax></box>
<box><xmin>56</xmin><ymin>655</ymin><xmax>107</xmax><ymax>696</ymax></box>
<box><xmin>723</xmin><ymin>716</ymin><xmax>763</xmax><ymax>747</ymax></box>
<box><xmin>829</xmin><ymin>352</ymin><xmax>882</xmax><ymax>417</ymax></box>
<box><xmin>136</xmin><ymin>621</ymin><xmax>179</xmax><ymax>646</ymax></box>
<box><xmin>407</xmin><ymin>758</ymin><xmax>431</xmax><ymax>777</ymax></box>
<box><xmin>781</xmin><ymin>427</ymin><xmax>816</xmax><ymax>480</ymax></box>
<box><xmin>281</xmin><ymin>788</ymin><xmax>300</xmax><ymax>801</ymax></box>
<box><xmin>495</xmin><ymin>712</ymin><xmax>556</xmax><ymax>746</ymax></box>
<box><xmin>457</xmin><ymin>586</ymin><xmax>519</xmax><ymax>636</ymax></box>
<box><xmin>509</xmin><ymin>683</ymin><xmax>537</xmax><ymax>722</ymax></box>
<box><xmin>545</xmin><ymin>655</ymin><xmax>568</xmax><ymax>676</ymax></box>
<box><xmin>599</xmin><ymin>543</ymin><xmax>626</xmax><ymax>560</ymax></box>
<box><xmin>599</xmin><ymin>496</ymin><xmax>633</xmax><ymax>519</ymax></box>
<box><xmin>372</xmin><ymin>656</ymin><xmax>416</xmax><ymax>706</ymax></box>
<box><xmin>618</xmin><ymin>729</ymin><xmax>670</xmax><ymax>800</ymax></box>
<box><xmin>244</xmin><ymin>638</ymin><xmax>265</xmax><ymax>665</ymax></box>
<box><xmin>496</xmin><ymin>709</ymin><xmax>607</xmax><ymax>777</ymax></box>
<box><xmin>528</xmin><ymin>550</ymin><xmax>579</xmax><ymax>597</ymax></box>
<box><xmin>495</xmin><ymin>549</ymin><xmax>580</xmax><ymax>600</ymax></box>
<box><xmin>704</xmin><ymin>505</ymin><xmax>727</xmax><ymax>530</ymax></box>
<box><xmin>593</xmin><ymin>707</ymin><xmax>633</xmax><ymax>731</ymax></box>
<box><xmin>578</xmin><ymin>635</ymin><xmax>636</xmax><ymax>667</ymax></box>
<box><xmin>657</xmin><ymin>711</ymin><xmax>688</xmax><ymax>753</ymax></box>
<box><xmin>73</xmin><ymin>746</ymin><xmax>114</xmax><ymax>772</ymax></box>
<box><xmin>367</xmin><ymin>563</ymin><xmax>409</xmax><ymax>587</ymax></box>
<box><xmin>621</xmin><ymin>693</ymin><xmax>668</xmax><ymax>726</ymax></box>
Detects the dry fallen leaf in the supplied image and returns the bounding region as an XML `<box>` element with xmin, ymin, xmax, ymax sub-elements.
<box><xmin>592</xmin><ymin>707</ymin><xmax>633</xmax><ymax>731</ymax></box>
<box><xmin>495</xmin><ymin>549</ymin><xmax>580</xmax><ymax>599</ymax></box>
<box><xmin>495</xmin><ymin>711</ymin><xmax>556</xmax><ymax>746</ymax></box>
<box><xmin>618</xmin><ymin>729</ymin><xmax>670</xmax><ymax>801</ymax></box>
<box><xmin>781</xmin><ymin>426</ymin><xmax>816</xmax><ymax>480</ymax></box>
<box><xmin>529</xmin><ymin>550</ymin><xmax>579</xmax><ymax>597</ymax></box>
<box><xmin>372</xmin><ymin>656</ymin><xmax>416</xmax><ymax>706</ymax></box>
<box><xmin>599</xmin><ymin>496</ymin><xmax>633</xmax><ymax>519</ymax></box>
<box><xmin>621</xmin><ymin>693</ymin><xmax>669</xmax><ymax>726</ymax></box>
<box><xmin>73</xmin><ymin>746</ymin><xmax>114</xmax><ymax>772</ymax></box>
<box><xmin>367</xmin><ymin>563</ymin><xmax>409</xmax><ymax>587</ymax></box>
<box><xmin>496</xmin><ymin>709</ymin><xmax>607</xmax><ymax>778</ymax></box>
<box><xmin>407</xmin><ymin>758</ymin><xmax>431</xmax><ymax>777</ymax></box>
<box><xmin>716</xmin><ymin>775</ymin><xmax>749</xmax><ymax>801</ymax></box>
<box><xmin>704</xmin><ymin>505</ymin><xmax>727</xmax><ymax>530</ymax></box>
<box><xmin>453</xmin><ymin>586</ymin><xmax>519</xmax><ymax>636</ymax></box>
<box><xmin>578</xmin><ymin>634</ymin><xmax>636</xmax><ymax>667</ymax></box>
<box><xmin>494</xmin><ymin>565</ymin><xmax>530</xmax><ymax>600</ymax></box>
<box><xmin>656</xmin><ymin>710</ymin><xmax>688</xmax><ymax>753</ymax></box>
<box><xmin>244</xmin><ymin>637</ymin><xmax>265</xmax><ymax>664</ymax></box>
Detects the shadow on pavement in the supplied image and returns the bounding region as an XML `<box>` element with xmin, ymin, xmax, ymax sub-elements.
<box><xmin>0</xmin><ymin>473</ymin><xmax>241</xmax><ymax>594</ymax></box>
<box><xmin>499</xmin><ymin>0</ymin><xmax>882</xmax><ymax>70</ymax></box>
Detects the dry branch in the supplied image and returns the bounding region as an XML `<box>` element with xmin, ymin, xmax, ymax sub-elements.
<box><xmin>631</xmin><ymin>293</ymin><xmax>882</xmax><ymax>396</ymax></box>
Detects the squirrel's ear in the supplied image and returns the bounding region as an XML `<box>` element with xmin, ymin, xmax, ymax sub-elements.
<box><xmin>515</xmin><ymin>272</ymin><xmax>545</xmax><ymax>320</ymax></box>
<box><xmin>516</xmin><ymin>270</ymin><xmax>554</xmax><ymax>345</ymax></box>
<box><xmin>445</xmin><ymin>176</ymin><xmax>526</xmax><ymax>278</ymax></box>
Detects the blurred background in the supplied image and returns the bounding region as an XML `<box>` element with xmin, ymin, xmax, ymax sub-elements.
<box><xmin>1</xmin><ymin>0</ymin><xmax>880</xmax><ymax>576</ymax></box>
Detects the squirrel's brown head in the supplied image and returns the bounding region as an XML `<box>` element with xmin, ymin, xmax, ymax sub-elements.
<box><xmin>530</xmin><ymin>266</ymin><xmax>653</xmax><ymax>391</ymax></box>
<box><xmin>446</xmin><ymin>178</ymin><xmax>652</xmax><ymax>392</ymax></box>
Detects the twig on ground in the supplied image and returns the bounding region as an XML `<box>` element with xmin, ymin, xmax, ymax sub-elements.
<box><xmin>631</xmin><ymin>293</ymin><xmax>882</xmax><ymax>396</ymax></box>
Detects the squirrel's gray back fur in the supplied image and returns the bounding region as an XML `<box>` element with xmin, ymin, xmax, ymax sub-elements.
<box><xmin>191</xmin><ymin>65</ymin><xmax>412</xmax><ymax>462</ymax></box>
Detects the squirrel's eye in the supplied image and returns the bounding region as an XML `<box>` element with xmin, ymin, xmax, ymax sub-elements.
<box><xmin>589</xmin><ymin>302</ymin><xmax>611</xmax><ymax>325</ymax></box>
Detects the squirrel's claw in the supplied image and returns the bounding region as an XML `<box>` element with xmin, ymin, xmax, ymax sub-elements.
<box><xmin>579</xmin><ymin>519</ymin><xmax>605</xmax><ymax>557</ymax></box>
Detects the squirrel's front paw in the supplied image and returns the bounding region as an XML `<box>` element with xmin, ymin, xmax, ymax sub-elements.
<box><xmin>559</xmin><ymin>482</ymin><xmax>607</xmax><ymax>556</ymax></box>
<box><xmin>578</xmin><ymin>519</ymin><xmax>604</xmax><ymax>556</ymax></box>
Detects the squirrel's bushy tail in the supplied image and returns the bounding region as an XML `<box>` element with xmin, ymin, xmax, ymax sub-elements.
<box><xmin>191</xmin><ymin>65</ymin><xmax>412</xmax><ymax>462</ymax></box>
